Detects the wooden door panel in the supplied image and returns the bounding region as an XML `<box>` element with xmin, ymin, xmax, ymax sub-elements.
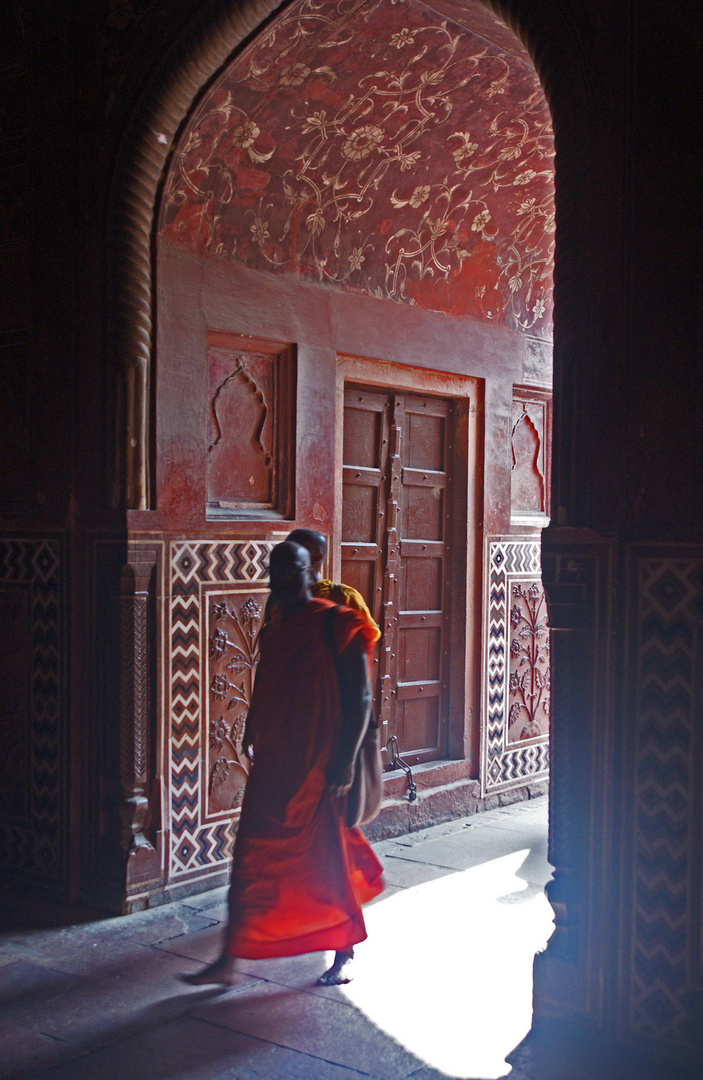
<box><xmin>406</xmin><ymin>411</ymin><xmax>447</xmax><ymax>470</ymax></box>
<box><xmin>342</xmin><ymin>388</ymin><xmax>391</xmax><ymax>747</ymax></box>
<box><xmin>343</xmin><ymin>398</ymin><xmax>385</xmax><ymax>469</ymax></box>
<box><xmin>400</xmin><ymin>554</ymin><xmax>443</xmax><ymax>611</ymax></box>
<box><xmin>396</xmin><ymin>697</ymin><xmax>440</xmax><ymax>755</ymax></box>
<box><xmin>343</xmin><ymin>383</ymin><xmax>457</xmax><ymax>766</ymax></box>
<box><xmin>403</xmin><ymin>485</ymin><xmax>445</xmax><ymax>540</ymax></box>
<box><xmin>397</xmin><ymin>680</ymin><xmax>443</xmax><ymax>701</ymax></box>
<box><xmin>340</xmin><ymin>558</ymin><xmax>376</xmax><ymax>605</ymax></box>
<box><xmin>402</xmin><ymin>468</ymin><xmax>446</xmax><ymax>486</ymax></box>
<box><xmin>395</xmin><ymin>394</ymin><xmax>451</xmax><ymax>763</ymax></box>
<box><xmin>342</xmin><ymin>483</ymin><xmax>380</xmax><ymax>543</ymax></box>
<box><xmin>398</xmin><ymin>626</ymin><xmax>442</xmax><ymax>681</ymax></box>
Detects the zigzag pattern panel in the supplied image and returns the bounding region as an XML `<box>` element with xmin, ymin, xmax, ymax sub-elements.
<box><xmin>168</xmin><ymin>540</ymin><xmax>272</xmax><ymax>880</ymax></box>
<box><xmin>630</xmin><ymin>554</ymin><xmax>702</xmax><ymax>1042</ymax></box>
<box><xmin>0</xmin><ymin>538</ymin><xmax>64</xmax><ymax>881</ymax></box>
<box><xmin>481</xmin><ymin>538</ymin><xmax>549</xmax><ymax>796</ymax></box>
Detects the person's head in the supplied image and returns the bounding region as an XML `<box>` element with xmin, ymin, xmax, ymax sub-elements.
<box><xmin>285</xmin><ymin>528</ymin><xmax>327</xmax><ymax>581</ymax></box>
<box><xmin>268</xmin><ymin>541</ymin><xmax>312</xmax><ymax>614</ymax></box>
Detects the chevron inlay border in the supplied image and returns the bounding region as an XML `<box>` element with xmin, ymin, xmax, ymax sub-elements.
<box><xmin>168</xmin><ymin>540</ymin><xmax>273</xmax><ymax>880</ymax></box>
<box><xmin>480</xmin><ymin>538</ymin><xmax>550</xmax><ymax>797</ymax></box>
<box><xmin>0</xmin><ymin>537</ymin><xmax>64</xmax><ymax>881</ymax></box>
<box><xmin>629</xmin><ymin>551</ymin><xmax>703</xmax><ymax>1042</ymax></box>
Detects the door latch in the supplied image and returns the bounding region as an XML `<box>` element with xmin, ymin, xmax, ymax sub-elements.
<box><xmin>386</xmin><ymin>735</ymin><xmax>417</xmax><ymax>802</ymax></box>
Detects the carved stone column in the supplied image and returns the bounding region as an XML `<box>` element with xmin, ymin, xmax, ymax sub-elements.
<box><xmin>119</xmin><ymin>549</ymin><xmax>160</xmax><ymax>900</ymax></box>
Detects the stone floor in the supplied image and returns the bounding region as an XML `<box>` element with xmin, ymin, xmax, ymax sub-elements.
<box><xmin>2</xmin><ymin>799</ymin><xmax>561</xmax><ymax>1080</ymax></box>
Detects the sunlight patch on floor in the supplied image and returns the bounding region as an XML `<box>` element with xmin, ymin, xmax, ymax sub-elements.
<box><xmin>344</xmin><ymin>850</ymin><xmax>554</xmax><ymax>1079</ymax></box>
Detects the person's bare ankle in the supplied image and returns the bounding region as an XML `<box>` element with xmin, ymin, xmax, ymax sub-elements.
<box><xmin>317</xmin><ymin>948</ymin><xmax>354</xmax><ymax>985</ymax></box>
<box><xmin>181</xmin><ymin>956</ymin><xmax>237</xmax><ymax>986</ymax></box>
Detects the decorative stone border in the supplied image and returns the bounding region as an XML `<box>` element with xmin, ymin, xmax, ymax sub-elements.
<box><xmin>168</xmin><ymin>539</ymin><xmax>271</xmax><ymax>881</ymax></box>
<box><xmin>481</xmin><ymin>537</ymin><xmax>550</xmax><ymax>796</ymax></box>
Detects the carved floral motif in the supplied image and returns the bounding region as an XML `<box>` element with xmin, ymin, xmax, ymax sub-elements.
<box><xmin>508</xmin><ymin>580</ymin><xmax>550</xmax><ymax>741</ymax></box>
<box><xmin>161</xmin><ymin>0</ymin><xmax>554</xmax><ymax>336</ymax></box>
<box><xmin>207</xmin><ymin>593</ymin><xmax>263</xmax><ymax>813</ymax></box>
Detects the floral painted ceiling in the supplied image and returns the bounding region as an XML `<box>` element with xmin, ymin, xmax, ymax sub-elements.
<box><xmin>161</xmin><ymin>0</ymin><xmax>555</xmax><ymax>339</ymax></box>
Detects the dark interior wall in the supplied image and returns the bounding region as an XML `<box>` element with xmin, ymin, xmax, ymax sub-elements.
<box><xmin>531</xmin><ymin>0</ymin><xmax>703</xmax><ymax>1056</ymax></box>
<box><xmin>623</xmin><ymin>6</ymin><xmax>703</xmax><ymax>539</ymax></box>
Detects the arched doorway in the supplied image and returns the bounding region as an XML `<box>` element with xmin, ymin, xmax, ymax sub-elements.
<box><xmin>141</xmin><ymin>0</ymin><xmax>554</xmax><ymax>894</ymax></box>
<box><xmin>109</xmin><ymin>0</ymin><xmax>593</xmax><ymax>1053</ymax></box>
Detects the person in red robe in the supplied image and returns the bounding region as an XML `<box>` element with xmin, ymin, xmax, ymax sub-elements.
<box><xmin>184</xmin><ymin>540</ymin><xmax>384</xmax><ymax>987</ymax></box>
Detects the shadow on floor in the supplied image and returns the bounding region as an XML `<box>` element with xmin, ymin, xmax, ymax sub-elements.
<box><xmin>2</xmin><ymin>797</ymin><xmax>556</xmax><ymax>1080</ymax></box>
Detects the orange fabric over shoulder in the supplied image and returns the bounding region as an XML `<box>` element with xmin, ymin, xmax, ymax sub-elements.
<box><xmin>313</xmin><ymin>579</ymin><xmax>381</xmax><ymax>643</ymax></box>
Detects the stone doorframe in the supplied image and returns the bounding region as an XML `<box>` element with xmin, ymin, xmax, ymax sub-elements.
<box><xmin>335</xmin><ymin>355</ymin><xmax>482</xmax><ymax>771</ymax></box>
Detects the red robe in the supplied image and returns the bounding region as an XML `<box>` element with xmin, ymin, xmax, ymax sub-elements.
<box><xmin>224</xmin><ymin>597</ymin><xmax>384</xmax><ymax>959</ymax></box>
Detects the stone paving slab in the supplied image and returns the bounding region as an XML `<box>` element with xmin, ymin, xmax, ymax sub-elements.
<box><xmin>179</xmin><ymin>889</ymin><xmax>230</xmax><ymax>915</ymax></box>
<box><xmin>2</xmin><ymin>904</ymin><xmax>217</xmax><ymax>950</ymax></box>
<box><xmin>0</xmin><ymin>961</ymin><xmax>84</xmax><ymax>1025</ymax></box>
<box><xmin>153</xmin><ymin>924</ymin><xmax>225</xmax><ymax>966</ymax></box>
<box><xmin>12</xmin><ymin>1015</ymin><xmax>385</xmax><ymax>1080</ymax></box>
<box><xmin>374</xmin><ymin>857</ymin><xmax>454</xmax><ymax>890</ymax></box>
<box><xmin>4</xmin><ymin>953</ymin><xmax>256</xmax><ymax>1054</ymax></box>
<box><xmin>0</xmin><ymin>1019</ymin><xmax>87</xmax><ymax>1080</ymax></box>
<box><xmin>377</xmin><ymin>823</ymin><xmax>546</xmax><ymax>875</ymax></box>
<box><xmin>190</xmin><ymin>979</ymin><xmax>429</xmax><ymax>1080</ymax></box>
<box><xmin>159</xmin><ymin>939</ymin><xmax>348</xmax><ymax>1001</ymax></box>
<box><xmin>0</xmin><ymin>907</ymin><xmax>219</xmax><ymax>979</ymax></box>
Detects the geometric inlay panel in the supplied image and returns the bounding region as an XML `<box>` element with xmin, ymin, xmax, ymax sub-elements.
<box><xmin>629</xmin><ymin>550</ymin><xmax>703</xmax><ymax>1042</ymax></box>
<box><xmin>0</xmin><ymin>537</ymin><xmax>64</xmax><ymax>881</ymax></box>
<box><xmin>481</xmin><ymin>537</ymin><xmax>550</xmax><ymax>796</ymax></box>
<box><xmin>168</xmin><ymin>540</ymin><xmax>271</xmax><ymax>881</ymax></box>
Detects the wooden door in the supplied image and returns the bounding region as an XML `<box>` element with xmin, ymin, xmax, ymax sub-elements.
<box><xmin>342</xmin><ymin>385</ymin><xmax>456</xmax><ymax>766</ymax></box>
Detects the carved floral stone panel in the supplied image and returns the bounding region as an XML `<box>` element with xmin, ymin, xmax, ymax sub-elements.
<box><xmin>508</xmin><ymin>580</ymin><xmax>550</xmax><ymax>741</ymax></box>
<box><xmin>206</xmin><ymin>590</ymin><xmax>264</xmax><ymax>815</ymax></box>
<box><xmin>160</xmin><ymin>0</ymin><xmax>554</xmax><ymax>337</ymax></box>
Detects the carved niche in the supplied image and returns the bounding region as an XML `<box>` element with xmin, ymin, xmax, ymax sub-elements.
<box><xmin>510</xmin><ymin>388</ymin><xmax>551</xmax><ymax>522</ymax></box>
<box><xmin>207</xmin><ymin>333</ymin><xmax>295</xmax><ymax>518</ymax></box>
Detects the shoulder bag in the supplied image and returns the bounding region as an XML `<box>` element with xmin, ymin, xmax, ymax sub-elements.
<box><xmin>323</xmin><ymin>606</ymin><xmax>383</xmax><ymax>828</ymax></box>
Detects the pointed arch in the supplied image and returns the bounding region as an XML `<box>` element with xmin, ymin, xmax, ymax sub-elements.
<box><xmin>107</xmin><ymin>0</ymin><xmax>590</xmax><ymax>511</ymax></box>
